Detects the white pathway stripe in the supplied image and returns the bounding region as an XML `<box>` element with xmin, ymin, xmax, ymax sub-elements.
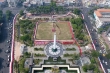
<box><xmin>32</xmin><ymin>65</ymin><xmax>80</xmax><ymax>73</ymax></box>
<box><xmin>81</xmin><ymin>13</ymin><xmax>106</xmax><ymax>73</ymax></box>
<box><xmin>9</xmin><ymin>13</ymin><xmax>19</xmax><ymax>73</ymax></box>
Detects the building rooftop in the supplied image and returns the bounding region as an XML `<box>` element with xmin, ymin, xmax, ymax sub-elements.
<box><xmin>94</xmin><ymin>9</ymin><xmax>110</xmax><ymax>17</ymax></box>
<box><xmin>0</xmin><ymin>0</ymin><xmax>5</xmax><ymax>2</ymax></box>
<box><xmin>99</xmin><ymin>17</ymin><xmax>110</xmax><ymax>22</ymax></box>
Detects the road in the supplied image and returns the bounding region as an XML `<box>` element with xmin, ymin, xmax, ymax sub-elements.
<box><xmin>0</xmin><ymin>17</ymin><xmax>13</xmax><ymax>73</ymax></box>
<box><xmin>0</xmin><ymin>7</ymin><xmax>24</xmax><ymax>73</ymax></box>
<box><xmin>79</xmin><ymin>0</ymin><xmax>110</xmax><ymax>73</ymax></box>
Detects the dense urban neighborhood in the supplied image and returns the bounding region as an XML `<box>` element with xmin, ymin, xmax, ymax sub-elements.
<box><xmin>0</xmin><ymin>0</ymin><xmax>110</xmax><ymax>73</ymax></box>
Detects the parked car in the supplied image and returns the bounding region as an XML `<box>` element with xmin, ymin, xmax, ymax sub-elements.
<box><xmin>8</xmin><ymin>46</ymin><xmax>10</xmax><ymax>48</ymax></box>
<box><xmin>8</xmin><ymin>58</ymin><xmax>10</xmax><ymax>62</ymax></box>
<box><xmin>8</xmin><ymin>55</ymin><xmax>10</xmax><ymax>58</ymax></box>
<box><xmin>105</xmin><ymin>62</ymin><xmax>108</xmax><ymax>65</ymax></box>
<box><xmin>7</xmin><ymin>63</ymin><xmax>9</xmax><ymax>67</ymax></box>
<box><xmin>5</xmin><ymin>50</ymin><xmax>10</xmax><ymax>53</ymax></box>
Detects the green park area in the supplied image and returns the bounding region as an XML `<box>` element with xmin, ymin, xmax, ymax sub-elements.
<box><xmin>70</xmin><ymin>17</ymin><xmax>89</xmax><ymax>45</ymax></box>
<box><xmin>15</xmin><ymin>19</ymin><xmax>36</xmax><ymax>46</ymax></box>
<box><xmin>36</xmin><ymin>21</ymin><xmax>72</xmax><ymax>40</ymax></box>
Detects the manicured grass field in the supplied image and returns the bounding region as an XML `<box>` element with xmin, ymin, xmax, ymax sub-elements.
<box><xmin>36</xmin><ymin>21</ymin><xmax>72</xmax><ymax>40</ymax></box>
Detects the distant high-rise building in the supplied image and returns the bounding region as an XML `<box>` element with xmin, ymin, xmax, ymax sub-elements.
<box><xmin>7</xmin><ymin>0</ymin><xmax>18</xmax><ymax>7</ymax></box>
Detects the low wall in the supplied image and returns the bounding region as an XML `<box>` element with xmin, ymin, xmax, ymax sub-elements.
<box><xmin>34</xmin><ymin>40</ymin><xmax>75</xmax><ymax>45</ymax></box>
<box><xmin>32</xmin><ymin>65</ymin><xmax>81</xmax><ymax>73</ymax></box>
<box><xmin>9</xmin><ymin>13</ymin><xmax>19</xmax><ymax>73</ymax></box>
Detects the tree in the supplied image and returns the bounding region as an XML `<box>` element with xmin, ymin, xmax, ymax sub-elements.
<box><xmin>82</xmin><ymin>64</ymin><xmax>88</xmax><ymax>72</ymax></box>
<box><xmin>91</xmin><ymin>50</ymin><xmax>99</xmax><ymax>58</ymax></box>
<box><xmin>78</xmin><ymin>33</ymin><xmax>84</xmax><ymax>40</ymax></box>
<box><xmin>51</xmin><ymin>66</ymin><xmax>59</xmax><ymax>73</ymax></box>
<box><xmin>72</xmin><ymin>53</ymin><xmax>80</xmax><ymax>60</ymax></box>
<box><xmin>88</xmin><ymin>64</ymin><xmax>95</xmax><ymax>70</ymax></box>
<box><xmin>6</xmin><ymin>10</ymin><xmax>12</xmax><ymax>21</ymax></box>
<box><xmin>88</xmin><ymin>10</ymin><xmax>94</xmax><ymax>15</ymax></box>
<box><xmin>105</xmin><ymin>52</ymin><xmax>110</xmax><ymax>59</ymax></box>
<box><xmin>50</xmin><ymin>0</ymin><xmax>56</xmax><ymax>9</ymax></box>
<box><xmin>71</xmin><ymin>18</ymin><xmax>75</xmax><ymax>24</ymax></box>
<box><xmin>74</xmin><ymin>8</ymin><xmax>81</xmax><ymax>15</ymax></box>
<box><xmin>24</xmin><ymin>68</ymin><xmax>29</xmax><ymax>73</ymax></box>
<box><xmin>20</xmin><ymin>34</ymin><xmax>31</xmax><ymax>42</ymax></box>
<box><xmin>94</xmin><ymin>67</ymin><xmax>100</xmax><ymax>73</ymax></box>
<box><xmin>74</xmin><ymin>18</ymin><xmax>83</xmax><ymax>25</ymax></box>
<box><xmin>19</xmin><ymin>58</ymin><xmax>26</xmax><ymax>72</ymax></box>
<box><xmin>0</xmin><ymin>10</ymin><xmax>3</xmax><ymax>23</ymax></box>
<box><xmin>90</xmin><ymin>57</ymin><xmax>96</xmax><ymax>64</ymax></box>
<box><xmin>24</xmin><ymin>52</ymin><xmax>31</xmax><ymax>58</ymax></box>
<box><xmin>98</xmin><ymin>28</ymin><xmax>103</xmax><ymax>34</ymax></box>
<box><xmin>64</xmin><ymin>18</ymin><xmax>70</xmax><ymax>21</ymax></box>
<box><xmin>34</xmin><ymin>59</ymin><xmax>41</xmax><ymax>64</ymax></box>
<box><xmin>19</xmin><ymin>10</ymin><xmax>24</xmax><ymax>16</ymax></box>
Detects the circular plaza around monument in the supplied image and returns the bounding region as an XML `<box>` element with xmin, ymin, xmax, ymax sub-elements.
<box><xmin>44</xmin><ymin>42</ymin><xmax>64</xmax><ymax>58</ymax></box>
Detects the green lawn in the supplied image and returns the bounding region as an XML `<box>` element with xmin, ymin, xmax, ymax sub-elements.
<box><xmin>36</xmin><ymin>21</ymin><xmax>72</xmax><ymax>40</ymax></box>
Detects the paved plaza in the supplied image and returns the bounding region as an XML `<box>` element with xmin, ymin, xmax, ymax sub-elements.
<box><xmin>44</xmin><ymin>42</ymin><xmax>64</xmax><ymax>58</ymax></box>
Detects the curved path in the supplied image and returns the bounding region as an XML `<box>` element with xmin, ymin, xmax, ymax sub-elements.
<box><xmin>9</xmin><ymin>13</ymin><xmax>19</xmax><ymax>73</ymax></box>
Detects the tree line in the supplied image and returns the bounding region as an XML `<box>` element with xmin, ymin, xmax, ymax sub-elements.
<box><xmin>0</xmin><ymin>10</ymin><xmax>13</xmax><ymax>23</ymax></box>
<box><xmin>19</xmin><ymin>20</ymin><xmax>35</xmax><ymax>46</ymax></box>
<box><xmin>26</xmin><ymin>1</ymin><xmax>66</xmax><ymax>14</ymax></box>
<box><xmin>70</xmin><ymin>17</ymin><xmax>87</xmax><ymax>41</ymax></box>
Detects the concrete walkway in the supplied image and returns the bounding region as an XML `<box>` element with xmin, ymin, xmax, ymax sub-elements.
<box><xmin>14</xmin><ymin>42</ymin><xmax>22</xmax><ymax>61</ymax></box>
<box><xmin>26</xmin><ymin>45</ymin><xmax>87</xmax><ymax>67</ymax></box>
<box><xmin>27</xmin><ymin>45</ymin><xmax>87</xmax><ymax>55</ymax></box>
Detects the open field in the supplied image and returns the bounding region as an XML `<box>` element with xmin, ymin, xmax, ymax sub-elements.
<box><xmin>36</xmin><ymin>21</ymin><xmax>72</xmax><ymax>40</ymax></box>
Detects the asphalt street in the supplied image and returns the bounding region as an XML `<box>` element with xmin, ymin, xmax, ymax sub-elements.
<box><xmin>0</xmin><ymin>19</ymin><xmax>13</xmax><ymax>73</ymax></box>
<box><xmin>0</xmin><ymin>7</ymin><xmax>25</xmax><ymax>15</ymax></box>
<box><xmin>79</xmin><ymin>0</ymin><xmax>110</xmax><ymax>72</ymax></box>
<box><xmin>0</xmin><ymin>7</ymin><xmax>24</xmax><ymax>73</ymax></box>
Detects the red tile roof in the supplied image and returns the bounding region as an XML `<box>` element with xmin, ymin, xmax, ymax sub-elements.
<box><xmin>94</xmin><ymin>9</ymin><xmax>110</xmax><ymax>17</ymax></box>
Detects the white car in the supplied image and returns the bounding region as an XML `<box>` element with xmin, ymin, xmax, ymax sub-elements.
<box><xmin>105</xmin><ymin>62</ymin><xmax>108</xmax><ymax>65</ymax></box>
<box><xmin>6</xmin><ymin>50</ymin><xmax>9</xmax><ymax>53</ymax></box>
<box><xmin>8</xmin><ymin>46</ymin><xmax>10</xmax><ymax>48</ymax></box>
<box><xmin>8</xmin><ymin>55</ymin><xmax>10</xmax><ymax>58</ymax></box>
<box><xmin>8</xmin><ymin>58</ymin><xmax>10</xmax><ymax>61</ymax></box>
<box><xmin>102</xmin><ymin>60</ymin><xmax>104</xmax><ymax>63</ymax></box>
<box><xmin>7</xmin><ymin>41</ymin><xmax>9</xmax><ymax>43</ymax></box>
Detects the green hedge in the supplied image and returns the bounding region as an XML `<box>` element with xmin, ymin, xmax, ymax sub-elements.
<box><xmin>34</xmin><ymin>53</ymin><xmax>46</xmax><ymax>57</ymax></box>
<box><xmin>34</xmin><ymin>48</ymin><xmax>44</xmax><ymax>51</ymax></box>
<box><xmin>66</xmin><ymin>48</ymin><xmax>76</xmax><ymax>51</ymax></box>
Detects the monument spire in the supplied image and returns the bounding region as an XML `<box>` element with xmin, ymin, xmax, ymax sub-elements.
<box><xmin>53</xmin><ymin>33</ymin><xmax>56</xmax><ymax>49</ymax></box>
